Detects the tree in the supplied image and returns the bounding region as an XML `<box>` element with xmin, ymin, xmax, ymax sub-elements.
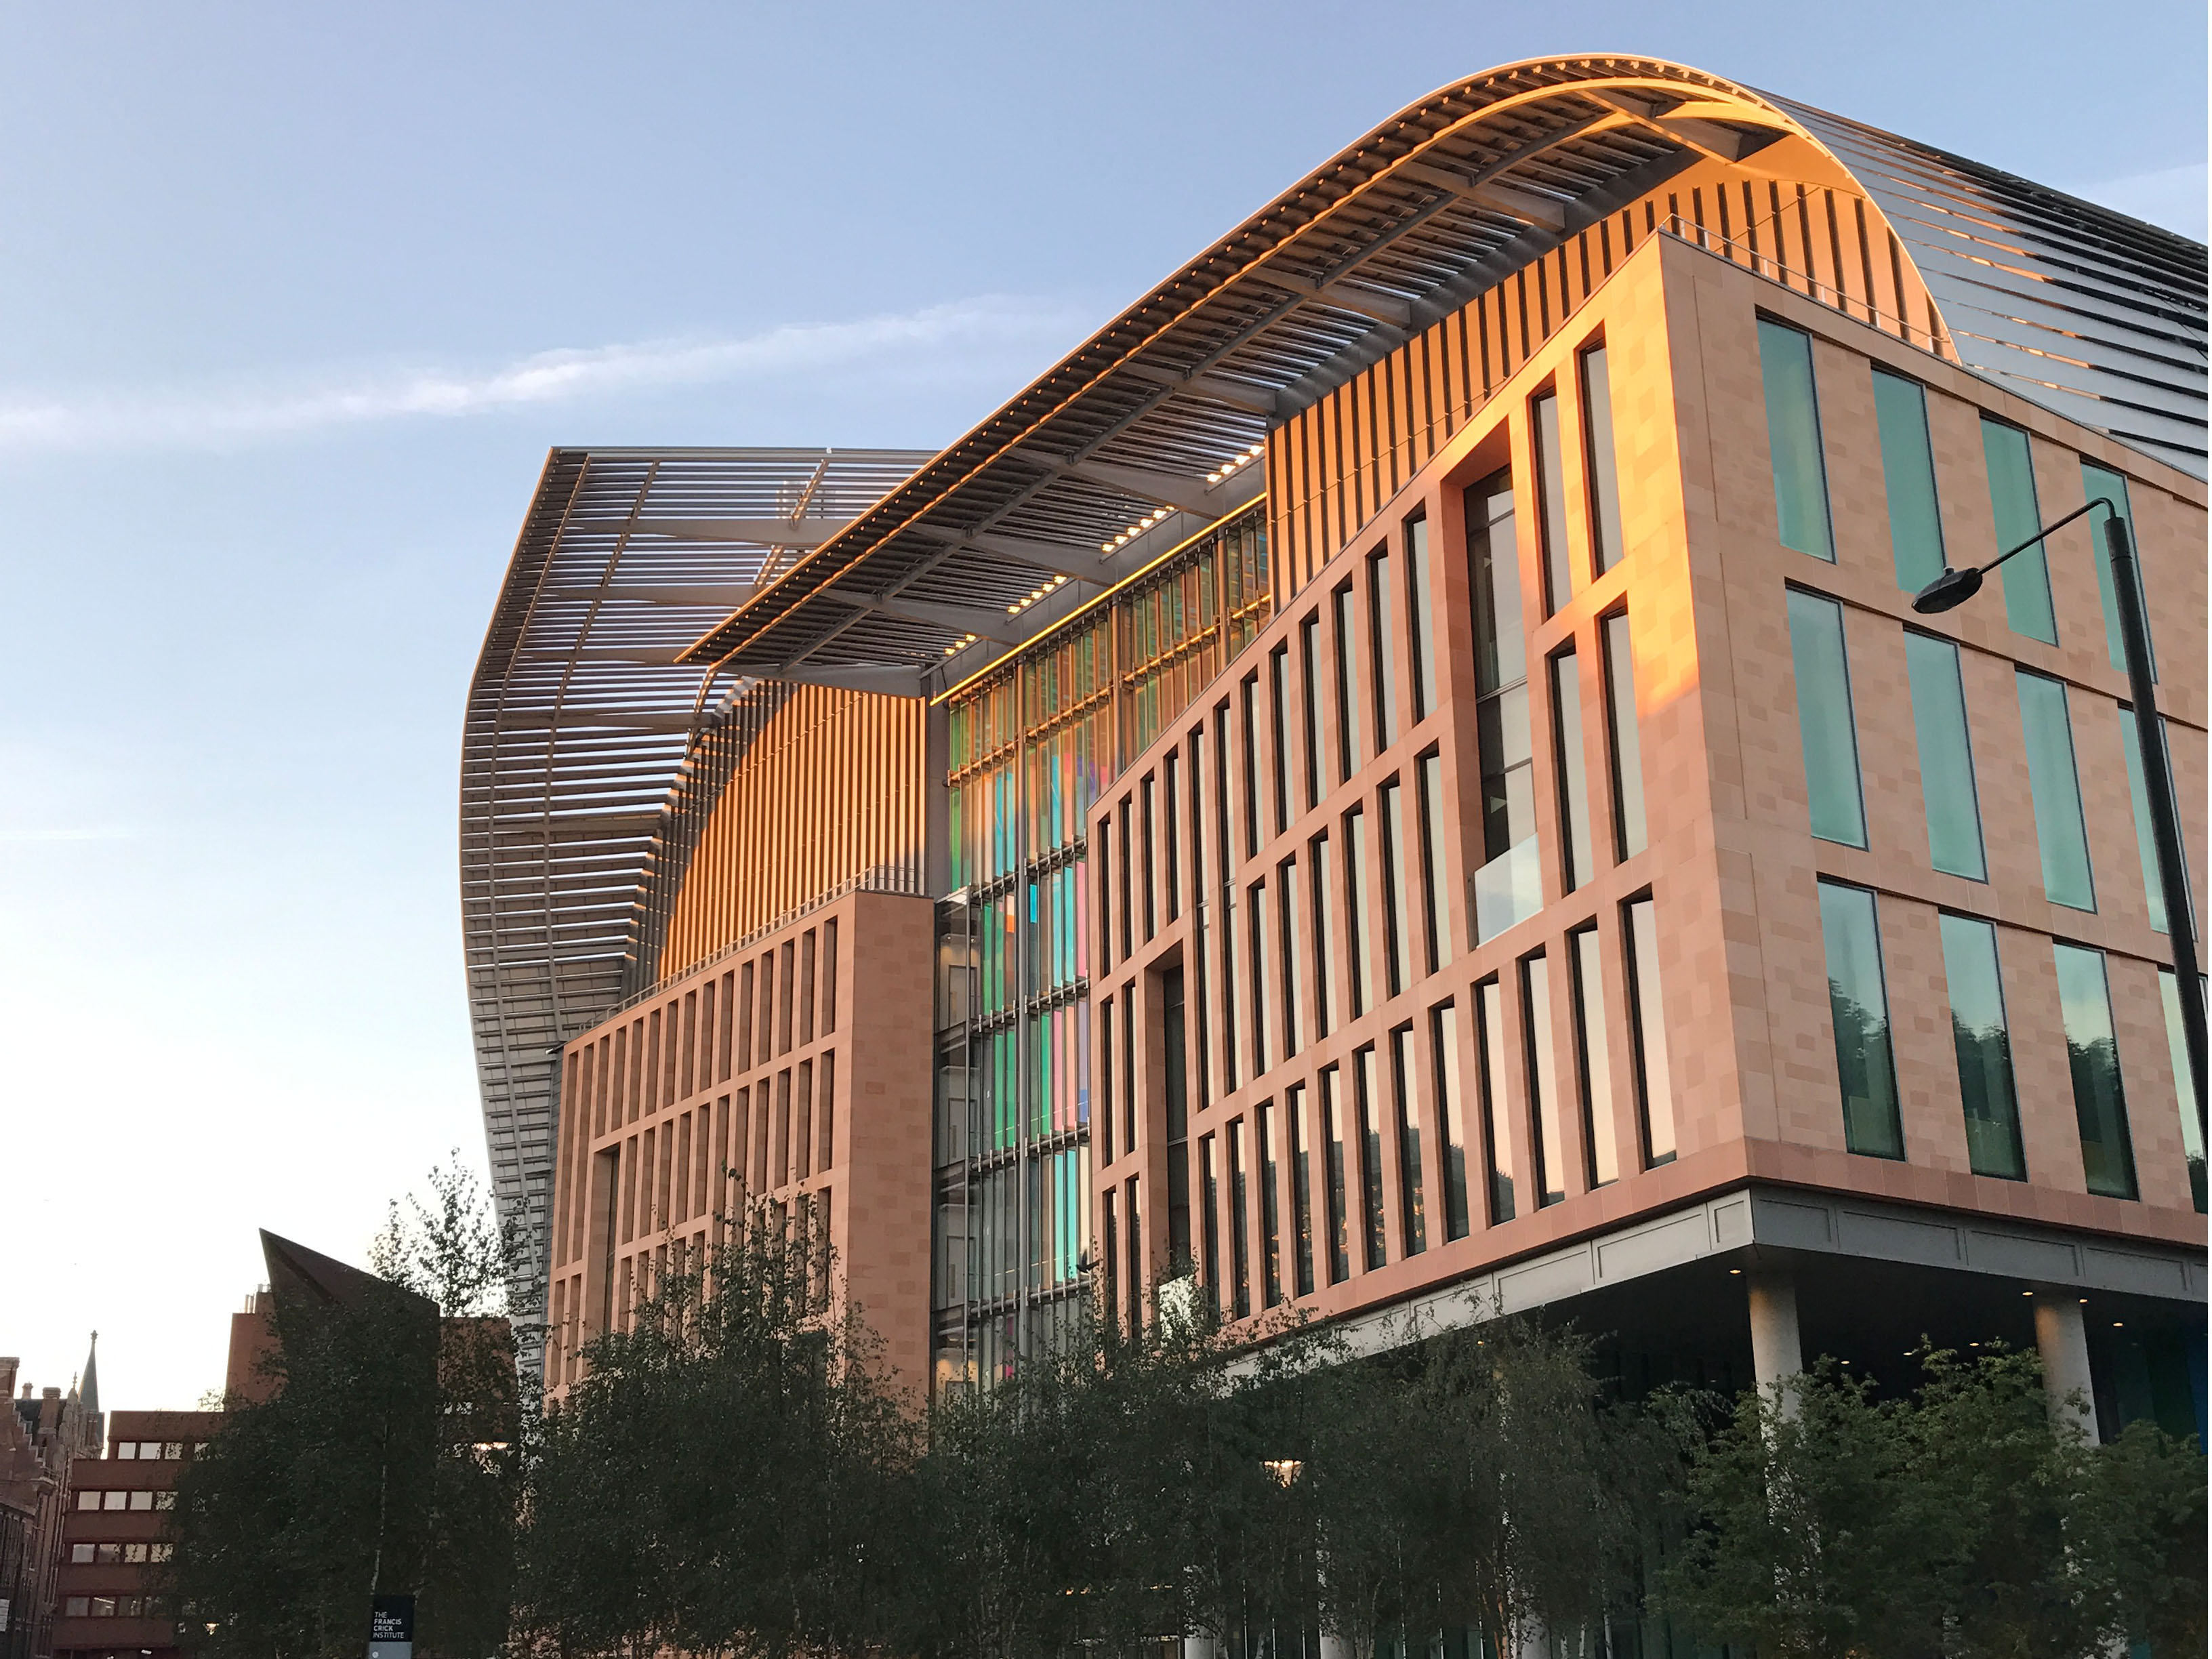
<box><xmin>167</xmin><ymin>1155</ymin><xmax>522</xmax><ymax>1659</ymax></box>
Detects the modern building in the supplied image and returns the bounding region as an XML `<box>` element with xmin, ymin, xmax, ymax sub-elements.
<box><xmin>469</xmin><ymin>57</ymin><xmax>2206</xmax><ymax>1429</ymax></box>
<box><xmin>52</xmin><ymin>1412</ymin><xmax>218</xmax><ymax>1659</ymax></box>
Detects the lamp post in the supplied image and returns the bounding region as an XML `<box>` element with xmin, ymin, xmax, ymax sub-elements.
<box><xmin>1912</xmin><ymin>498</ymin><xmax>2207</xmax><ymax>1141</ymax></box>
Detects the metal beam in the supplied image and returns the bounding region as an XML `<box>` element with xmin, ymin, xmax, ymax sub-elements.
<box><xmin>546</xmin><ymin>583</ymin><xmax>758</xmax><ymax>607</ymax></box>
<box><xmin>1584</xmin><ymin>90</ymin><xmax>1780</xmax><ymax>163</ymax></box>
<box><xmin>1122</xmin><ymin>360</ymin><xmax>1283</xmax><ymax>417</ymax></box>
<box><xmin>1267</xmin><ymin>272</ymin><xmax>1414</xmax><ymax>329</ymax></box>
<box><xmin>824</xmin><ymin>587</ymin><xmax>1025</xmax><ymax>645</ymax></box>
<box><xmin>1396</xmin><ymin>160</ymin><xmax>1568</xmax><ymax>231</ymax></box>
<box><xmin>631</xmin><ymin>518</ymin><xmax>851</xmax><ymax>546</ymax></box>
<box><xmin>909</xmin><ymin>530</ymin><xmax>1110</xmax><ymax>583</ymax></box>
<box><xmin>1014</xmin><ymin>451</ymin><xmax>1226</xmax><ymax>518</ymax></box>
<box><xmin>727</xmin><ymin>662</ymin><xmax>928</xmax><ymax>698</ymax></box>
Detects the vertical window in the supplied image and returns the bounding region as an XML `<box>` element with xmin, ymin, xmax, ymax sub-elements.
<box><xmin>1299</xmin><ymin>614</ymin><xmax>1323</xmax><ymax>808</ymax></box>
<box><xmin>1141</xmin><ymin>777</ymin><xmax>1158</xmax><ymax>941</ymax></box>
<box><xmin>1122</xmin><ymin>986</ymin><xmax>1137</xmax><ymax>1166</ymax></box>
<box><xmin>1982</xmin><ymin>419</ymin><xmax>2057</xmax><ymax>644</ymax></box>
<box><xmin>1939</xmin><ymin>914</ymin><xmax>2026</xmax><ymax>1181</ymax></box>
<box><xmin>1345</xmin><ymin>807</ymin><xmax>1373</xmax><ymax>1017</ymax></box>
<box><xmin>2017</xmin><ymin>672</ymin><xmax>2097</xmax><ymax>912</ymax></box>
<box><xmin>1468</xmin><ymin>470</ymin><xmax>1540</xmax><ymax>941</ymax></box>
<box><xmin>1433</xmin><ymin>1001</ymin><xmax>1471</xmax><ymax>1240</ymax></box>
<box><xmin>1624</xmin><ymin>897</ymin><xmax>1675</xmax><ymax>1165</ymax></box>
<box><xmin>1321</xmin><ymin>1067</ymin><xmax>1350</xmax><ymax>1284</ymax></box>
<box><xmin>1416</xmin><ymin>752</ymin><xmax>1452</xmax><ymax>973</ymax></box>
<box><xmin>1905</xmin><ymin>632</ymin><xmax>1988</xmax><ymax>880</ymax></box>
<box><xmin>1531</xmin><ymin>388</ymin><xmax>1574</xmax><ymax>609</ymax></box>
<box><xmin>1601</xmin><ymin>612</ymin><xmax>1647</xmax><ymax>859</ymax></box>
<box><xmin>2158</xmin><ymin>970</ymin><xmax>2207</xmax><ymax>1212</ymax></box>
<box><xmin>1380</xmin><ymin>777</ymin><xmax>1413</xmax><ymax>996</ymax></box>
<box><xmin>1164</xmin><ymin>753</ymin><xmax>1181</xmax><ymax>922</ymax></box>
<box><xmin>1279</xmin><ymin>857</ymin><xmax>1303</xmax><ymax>1059</ymax></box>
<box><xmin>1580</xmin><ymin>344</ymin><xmax>1626</xmax><ymax>573</ymax></box>
<box><xmin>1126</xmin><ymin>1174</ymin><xmax>1143</xmax><ymax>1333</ymax></box>
<box><xmin>1118</xmin><ymin>801</ymin><xmax>1133</xmax><ymax>958</ymax></box>
<box><xmin>1370</xmin><ymin>544</ymin><xmax>1398</xmax><ymax>751</ymax></box>
<box><xmin>1872</xmin><ymin>367</ymin><xmax>1945</xmax><ymax>591</ymax></box>
<box><xmin>1219</xmin><ymin>867</ymin><xmax>1239</xmax><ymax>1094</ymax></box>
<box><xmin>2083</xmin><ymin>461</ymin><xmax>2154</xmax><ymax>678</ymax></box>
<box><xmin>1551</xmin><ymin>648</ymin><xmax>1595</xmax><ymax>889</ymax></box>
<box><xmin>1269</xmin><ymin>644</ymin><xmax>1292</xmax><ymax>834</ymax></box>
<box><xmin>1164</xmin><ymin>971</ymin><xmax>1190</xmax><ymax>1270</ymax></box>
<box><xmin>1200</xmin><ymin>1132</ymin><xmax>1221</xmax><ymax>1313</ymax></box>
<box><xmin>1240</xmin><ymin>674</ymin><xmax>1261</xmax><ymax>861</ymax></box>
<box><xmin>1570</xmin><ymin>928</ymin><xmax>1620</xmax><ymax>1187</ymax></box>
<box><xmin>1357</xmin><ymin>1046</ymin><xmax>1387</xmax><ymax>1271</ymax></box>
<box><xmin>1332</xmin><ymin>583</ymin><xmax>1360</xmax><ymax>781</ymax></box>
<box><xmin>1258</xmin><ymin>1103</ymin><xmax>1284</xmax><ymax>1308</ymax></box>
<box><xmin>2052</xmin><ymin>943</ymin><xmax>2138</xmax><ymax>1200</ymax></box>
<box><xmin>2120</xmin><ymin>710</ymin><xmax>2191</xmax><ymax>935</ymax></box>
<box><xmin>1288</xmin><ymin>1081</ymin><xmax>1316</xmax><ymax>1296</ymax></box>
<box><xmin>1391</xmin><ymin>1023</ymin><xmax>1427</xmax><ymax>1256</ymax></box>
<box><xmin>1407</xmin><ymin>516</ymin><xmax>1437</xmax><ymax>718</ymax></box>
<box><xmin>1096</xmin><ymin>825</ymin><xmax>1113</xmax><ymax>975</ymax></box>
<box><xmin>1248</xmin><ymin>882</ymin><xmax>1269</xmax><ymax>1076</ymax></box>
<box><xmin>1099</xmin><ymin>998</ymin><xmax>1115</xmax><ymax>1164</ymax></box>
<box><xmin>1215</xmin><ymin>703</ymin><xmax>1238</xmax><ymax>1094</ymax></box>
<box><xmin>1818</xmin><ymin>880</ymin><xmax>1904</xmax><ymax>1158</ymax></box>
<box><xmin>1476</xmin><ymin>978</ymin><xmax>1517</xmax><ymax>1223</ymax></box>
<box><xmin>1788</xmin><ymin>589</ymin><xmax>1868</xmax><ymax>848</ymax></box>
<box><xmin>1228</xmin><ymin>1118</ymin><xmax>1250</xmax><ymax>1319</ymax></box>
<box><xmin>1312</xmin><ymin>832</ymin><xmax>1338</xmax><ymax>1038</ymax></box>
<box><xmin>1102</xmin><ymin>1189</ymin><xmax>1119</xmax><ymax>1334</ymax></box>
<box><xmin>1757</xmin><ymin>318</ymin><xmax>1834</xmax><ymax>560</ymax></box>
<box><xmin>1521</xmin><ymin>954</ymin><xmax>1567</xmax><ymax>1206</ymax></box>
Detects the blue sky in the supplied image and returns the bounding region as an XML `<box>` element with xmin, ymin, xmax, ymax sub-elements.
<box><xmin>3</xmin><ymin>1</ymin><xmax>2203</xmax><ymax>1410</ymax></box>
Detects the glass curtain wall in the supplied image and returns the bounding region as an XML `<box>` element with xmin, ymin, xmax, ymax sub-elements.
<box><xmin>935</xmin><ymin>506</ymin><xmax>1269</xmax><ymax>1389</ymax></box>
<box><xmin>1468</xmin><ymin>468</ymin><xmax>1540</xmax><ymax>942</ymax></box>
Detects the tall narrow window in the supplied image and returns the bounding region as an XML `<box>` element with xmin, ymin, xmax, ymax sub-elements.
<box><xmin>1872</xmin><ymin>367</ymin><xmax>1945</xmax><ymax>591</ymax></box>
<box><xmin>1125</xmin><ymin>1176</ymin><xmax>1143</xmax><ymax>1333</ymax></box>
<box><xmin>1164</xmin><ymin>972</ymin><xmax>1190</xmax><ymax>1270</ymax></box>
<box><xmin>1570</xmin><ymin>928</ymin><xmax>1620</xmax><ymax>1187</ymax></box>
<box><xmin>2083</xmin><ymin>462</ymin><xmax>2154</xmax><ymax>678</ymax></box>
<box><xmin>1788</xmin><ymin>589</ymin><xmax>1868</xmax><ymax>848</ymax></box>
<box><xmin>1380</xmin><ymin>778</ymin><xmax>1413</xmax><ymax>996</ymax></box>
<box><xmin>1269</xmin><ymin>645</ymin><xmax>1292</xmax><ymax>834</ymax></box>
<box><xmin>1408</xmin><ymin>516</ymin><xmax>1437</xmax><ymax>718</ymax></box>
<box><xmin>1258</xmin><ymin>1102</ymin><xmax>1284</xmax><ymax>1307</ymax></box>
<box><xmin>1333</xmin><ymin>583</ymin><xmax>1360</xmax><ymax>782</ymax></box>
<box><xmin>1521</xmin><ymin>954</ymin><xmax>1567</xmax><ymax>1206</ymax></box>
<box><xmin>1624</xmin><ymin>897</ymin><xmax>1675</xmax><ymax>1164</ymax></box>
<box><xmin>1278</xmin><ymin>857</ymin><xmax>1303</xmax><ymax>1059</ymax></box>
<box><xmin>1601</xmin><ymin>612</ymin><xmax>1647</xmax><ymax>859</ymax></box>
<box><xmin>1122</xmin><ymin>985</ymin><xmax>1137</xmax><ymax>1161</ymax></box>
<box><xmin>1416</xmin><ymin>752</ymin><xmax>1452</xmax><ymax>973</ymax></box>
<box><xmin>1102</xmin><ymin>1187</ymin><xmax>1118</xmax><ymax>1334</ymax></box>
<box><xmin>1240</xmin><ymin>674</ymin><xmax>1261</xmax><ymax>861</ymax></box>
<box><xmin>1141</xmin><ymin>776</ymin><xmax>1158</xmax><ymax>941</ymax></box>
<box><xmin>1321</xmin><ymin>1068</ymin><xmax>1350</xmax><ymax>1284</ymax></box>
<box><xmin>2120</xmin><ymin>710</ymin><xmax>2192</xmax><ymax>935</ymax></box>
<box><xmin>1299</xmin><ymin>613</ymin><xmax>1323</xmax><ymax>808</ymax></box>
<box><xmin>1248</xmin><ymin>882</ymin><xmax>1269</xmax><ymax>1076</ymax></box>
<box><xmin>1757</xmin><ymin>319</ymin><xmax>1834</xmax><ymax>560</ymax></box>
<box><xmin>1164</xmin><ymin>753</ymin><xmax>1181</xmax><ymax>922</ymax></box>
<box><xmin>2017</xmin><ymin>671</ymin><xmax>2097</xmax><ymax>912</ymax></box>
<box><xmin>1477</xmin><ymin>979</ymin><xmax>1517</xmax><ymax>1223</ymax></box>
<box><xmin>1580</xmin><ymin>344</ymin><xmax>1625</xmax><ymax>572</ymax></box>
<box><xmin>1905</xmin><ymin>632</ymin><xmax>1987</xmax><ymax>880</ymax></box>
<box><xmin>1312</xmin><ymin>832</ymin><xmax>1338</xmax><ymax>1038</ymax></box>
<box><xmin>1982</xmin><ymin>419</ymin><xmax>2057</xmax><ymax>644</ymax></box>
<box><xmin>1939</xmin><ymin>914</ymin><xmax>2025</xmax><ymax>1180</ymax></box>
<box><xmin>1289</xmin><ymin>1081</ymin><xmax>1316</xmax><ymax>1295</ymax></box>
<box><xmin>1532</xmin><ymin>389</ymin><xmax>1574</xmax><ymax>609</ymax></box>
<box><xmin>1433</xmin><ymin>1001</ymin><xmax>1470</xmax><ymax>1240</ymax></box>
<box><xmin>1215</xmin><ymin>704</ymin><xmax>1239</xmax><ymax>1094</ymax></box>
<box><xmin>2158</xmin><ymin>970</ymin><xmax>2207</xmax><ymax>1212</ymax></box>
<box><xmin>1118</xmin><ymin>802</ymin><xmax>1133</xmax><ymax>959</ymax></box>
<box><xmin>1345</xmin><ymin>807</ymin><xmax>1373</xmax><ymax>1017</ymax></box>
<box><xmin>1391</xmin><ymin>1023</ymin><xmax>1427</xmax><ymax>1256</ymax></box>
<box><xmin>1552</xmin><ymin>648</ymin><xmax>1595</xmax><ymax>889</ymax></box>
<box><xmin>1370</xmin><ymin>545</ymin><xmax>1398</xmax><ymax>752</ymax></box>
<box><xmin>2052</xmin><ymin>943</ymin><xmax>2137</xmax><ymax>1200</ymax></box>
<box><xmin>1468</xmin><ymin>470</ymin><xmax>1540</xmax><ymax>942</ymax></box>
<box><xmin>1228</xmin><ymin>1119</ymin><xmax>1250</xmax><ymax>1319</ymax></box>
<box><xmin>1099</xmin><ymin>998</ymin><xmax>1116</xmax><ymax>1164</ymax></box>
<box><xmin>1818</xmin><ymin>880</ymin><xmax>1904</xmax><ymax>1158</ymax></box>
<box><xmin>1200</xmin><ymin>1132</ymin><xmax>1221</xmax><ymax>1314</ymax></box>
<box><xmin>1218</xmin><ymin>864</ymin><xmax>1238</xmax><ymax>1094</ymax></box>
<box><xmin>1357</xmin><ymin>1046</ymin><xmax>1387</xmax><ymax>1271</ymax></box>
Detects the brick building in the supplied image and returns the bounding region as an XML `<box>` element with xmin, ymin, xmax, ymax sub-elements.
<box><xmin>52</xmin><ymin>1412</ymin><xmax>218</xmax><ymax>1659</ymax></box>
<box><xmin>1</xmin><ymin>1345</ymin><xmax>102</xmax><ymax>1659</ymax></box>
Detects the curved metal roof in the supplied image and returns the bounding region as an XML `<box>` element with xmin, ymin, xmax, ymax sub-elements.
<box><xmin>681</xmin><ymin>56</ymin><xmax>2204</xmax><ymax>687</ymax></box>
<box><xmin>460</xmin><ymin>447</ymin><xmax>927</xmax><ymax>1282</ymax></box>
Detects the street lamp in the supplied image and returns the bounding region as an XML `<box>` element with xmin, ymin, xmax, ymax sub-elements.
<box><xmin>1912</xmin><ymin>497</ymin><xmax>2207</xmax><ymax>1139</ymax></box>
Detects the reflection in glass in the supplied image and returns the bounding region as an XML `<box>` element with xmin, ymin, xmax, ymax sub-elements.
<box><xmin>1346</xmin><ymin>808</ymin><xmax>1372</xmax><ymax>1017</ymax></box>
<box><xmin>1268</xmin><ymin>645</ymin><xmax>1290</xmax><ymax>835</ymax></box>
<box><xmin>1788</xmin><ymin>589</ymin><xmax>1868</xmax><ymax>848</ymax></box>
<box><xmin>2119</xmin><ymin>710</ymin><xmax>2191</xmax><ymax>935</ymax></box>
<box><xmin>2017</xmin><ymin>671</ymin><xmax>2097</xmax><ymax>912</ymax></box>
<box><xmin>1228</xmin><ymin>1118</ymin><xmax>1250</xmax><ymax>1319</ymax></box>
<box><xmin>1288</xmin><ymin>1082</ymin><xmax>1316</xmax><ymax>1295</ymax></box>
<box><xmin>1278</xmin><ymin>857</ymin><xmax>1301</xmax><ymax>1059</ymax></box>
<box><xmin>1434</xmin><ymin>1001</ymin><xmax>1470</xmax><ymax>1240</ymax></box>
<box><xmin>1581</xmin><ymin>344</ymin><xmax>1626</xmax><ymax>573</ymax></box>
<box><xmin>1939</xmin><ymin>914</ymin><xmax>2025</xmax><ymax>1180</ymax></box>
<box><xmin>1300</xmin><ymin>614</ymin><xmax>1323</xmax><ymax>808</ymax></box>
<box><xmin>1982</xmin><ymin>419</ymin><xmax>2056</xmax><ymax>644</ymax></box>
<box><xmin>1370</xmin><ymin>548</ymin><xmax>1397</xmax><ymax>752</ymax></box>
<box><xmin>1625</xmin><ymin>897</ymin><xmax>1675</xmax><ymax>1164</ymax></box>
<box><xmin>1408</xmin><ymin>516</ymin><xmax>1437</xmax><ymax>718</ymax></box>
<box><xmin>1333</xmin><ymin>585</ymin><xmax>1360</xmax><ymax>782</ymax></box>
<box><xmin>1380</xmin><ymin>778</ymin><xmax>1412</xmax><ymax>995</ymax></box>
<box><xmin>2052</xmin><ymin>943</ymin><xmax>2137</xmax><ymax>1200</ymax></box>
<box><xmin>1553</xmin><ymin>649</ymin><xmax>1595</xmax><ymax>890</ymax></box>
<box><xmin>1321</xmin><ymin>1068</ymin><xmax>1349</xmax><ymax>1284</ymax></box>
<box><xmin>1476</xmin><ymin>980</ymin><xmax>1516</xmax><ymax>1224</ymax></box>
<box><xmin>1818</xmin><ymin>880</ymin><xmax>1904</xmax><ymax>1158</ymax></box>
<box><xmin>1873</xmin><ymin>368</ymin><xmax>1945</xmax><ymax>592</ymax></box>
<box><xmin>1602</xmin><ymin>612</ymin><xmax>1647</xmax><ymax>859</ymax></box>
<box><xmin>2157</xmin><ymin>970</ymin><xmax>2206</xmax><ymax>1212</ymax></box>
<box><xmin>1522</xmin><ymin>954</ymin><xmax>1567</xmax><ymax>1206</ymax></box>
<box><xmin>1258</xmin><ymin>1104</ymin><xmax>1283</xmax><ymax>1308</ymax></box>
<box><xmin>1391</xmin><ymin>1025</ymin><xmax>1427</xmax><ymax>1256</ymax></box>
<box><xmin>1312</xmin><ymin>832</ymin><xmax>1337</xmax><ymax>1038</ymax></box>
<box><xmin>1532</xmin><ymin>390</ymin><xmax>1574</xmax><ymax>610</ymax></box>
<box><xmin>1905</xmin><ymin>632</ymin><xmax>1987</xmax><ymax>880</ymax></box>
<box><xmin>2083</xmin><ymin>461</ymin><xmax>2154</xmax><ymax>678</ymax></box>
<box><xmin>1357</xmin><ymin>1046</ymin><xmax>1387</xmax><ymax>1271</ymax></box>
<box><xmin>1757</xmin><ymin>319</ymin><xmax>1834</xmax><ymax>560</ymax></box>
<box><xmin>1468</xmin><ymin>461</ymin><xmax>1536</xmax><ymax>941</ymax></box>
<box><xmin>1418</xmin><ymin>752</ymin><xmax>1452</xmax><ymax>972</ymax></box>
<box><xmin>1571</xmin><ymin>928</ymin><xmax>1619</xmax><ymax>1187</ymax></box>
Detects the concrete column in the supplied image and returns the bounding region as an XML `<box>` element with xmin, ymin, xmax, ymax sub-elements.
<box><xmin>1746</xmin><ymin>1267</ymin><xmax>1803</xmax><ymax>1418</ymax></box>
<box><xmin>2032</xmin><ymin>1293</ymin><xmax>2097</xmax><ymax>1439</ymax></box>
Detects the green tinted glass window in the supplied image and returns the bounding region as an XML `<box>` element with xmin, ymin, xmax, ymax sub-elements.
<box><xmin>1939</xmin><ymin>914</ymin><xmax>2024</xmax><ymax>1179</ymax></box>
<box><xmin>1818</xmin><ymin>880</ymin><xmax>1904</xmax><ymax>1158</ymax></box>
<box><xmin>2082</xmin><ymin>462</ymin><xmax>2154</xmax><ymax>679</ymax></box>
<box><xmin>1905</xmin><ymin>632</ymin><xmax>1986</xmax><ymax>880</ymax></box>
<box><xmin>2158</xmin><ymin>969</ymin><xmax>2206</xmax><ymax>1212</ymax></box>
<box><xmin>1759</xmin><ymin>320</ymin><xmax>1834</xmax><ymax>560</ymax></box>
<box><xmin>1788</xmin><ymin>590</ymin><xmax>1866</xmax><ymax>847</ymax></box>
<box><xmin>1981</xmin><ymin>419</ymin><xmax>2056</xmax><ymax>644</ymax></box>
<box><xmin>2119</xmin><ymin>710</ymin><xmax>2173</xmax><ymax>933</ymax></box>
<box><xmin>2016</xmin><ymin>672</ymin><xmax>2096</xmax><ymax>911</ymax></box>
<box><xmin>1873</xmin><ymin>369</ymin><xmax>1945</xmax><ymax>591</ymax></box>
<box><xmin>2052</xmin><ymin>943</ymin><xmax>2137</xmax><ymax>1200</ymax></box>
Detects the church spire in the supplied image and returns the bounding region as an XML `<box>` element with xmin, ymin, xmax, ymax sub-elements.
<box><xmin>78</xmin><ymin>1331</ymin><xmax>99</xmax><ymax>1416</ymax></box>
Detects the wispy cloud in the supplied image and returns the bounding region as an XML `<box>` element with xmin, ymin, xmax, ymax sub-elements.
<box><xmin>0</xmin><ymin>295</ymin><xmax>1090</xmax><ymax>453</ymax></box>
